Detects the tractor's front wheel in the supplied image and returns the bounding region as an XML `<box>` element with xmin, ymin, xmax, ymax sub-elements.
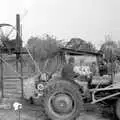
<box><xmin>43</xmin><ymin>80</ymin><xmax>84</xmax><ymax>120</ymax></box>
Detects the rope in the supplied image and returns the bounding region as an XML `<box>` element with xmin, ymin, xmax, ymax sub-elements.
<box><xmin>24</xmin><ymin>46</ymin><xmax>40</xmax><ymax>73</ymax></box>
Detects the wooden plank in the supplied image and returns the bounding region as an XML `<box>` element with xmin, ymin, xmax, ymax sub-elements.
<box><xmin>4</xmin><ymin>81</ymin><xmax>20</xmax><ymax>83</ymax></box>
<box><xmin>3</xmin><ymin>77</ymin><xmax>21</xmax><ymax>79</ymax></box>
<box><xmin>4</xmin><ymin>93</ymin><xmax>21</xmax><ymax>96</ymax></box>
<box><xmin>4</xmin><ymin>82</ymin><xmax>18</xmax><ymax>84</ymax></box>
<box><xmin>4</xmin><ymin>88</ymin><xmax>22</xmax><ymax>92</ymax></box>
<box><xmin>4</xmin><ymin>81</ymin><xmax>21</xmax><ymax>84</ymax></box>
<box><xmin>4</xmin><ymin>80</ymin><xmax>18</xmax><ymax>82</ymax></box>
<box><xmin>4</xmin><ymin>78</ymin><xmax>20</xmax><ymax>81</ymax></box>
<box><xmin>4</xmin><ymin>91</ymin><xmax>22</xmax><ymax>95</ymax></box>
<box><xmin>4</xmin><ymin>82</ymin><xmax>21</xmax><ymax>89</ymax></box>
<box><xmin>4</xmin><ymin>89</ymin><xmax>18</xmax><ymax>92</ymax></box>
<box><xmin>3</xmin><ymin>76</ymin><xmax>28</xmax><ymax>79</ymax></box>
<box><xmin>3</xmin><ymin>84</ymin><xmax>19</xmax><ymax>88</ymax></box>
<box><xmin>4</xmin><ymin>94</ymin><xmax>21</xmax><ymax>98</ymax></box>
<box><xmin>4</xmin><ymin>86</ymin><xmax>17</xmax><ymax>89</ymax></box>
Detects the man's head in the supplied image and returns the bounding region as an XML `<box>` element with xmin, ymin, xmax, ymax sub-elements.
<box><xmin>68</xmin><ymin>57</ymin><xmax>75</xmax><ymax>64</ymax></box>
<box><xmin>92</xmin><ymin>62</ymin><xmax>96</xmax><ymax>65</ymax></box>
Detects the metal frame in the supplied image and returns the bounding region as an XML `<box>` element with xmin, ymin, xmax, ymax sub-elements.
<box><xmin>90</xmin><ymin>81</ymin><xmax>120</xmax><ymax>104</ymax></box>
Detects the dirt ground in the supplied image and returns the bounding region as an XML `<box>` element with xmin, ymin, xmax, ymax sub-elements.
<box><xmin>0</xmin><ymin>98</ymin><xmax>114</xmax><ymax>120</ymax></box>
<box><xmin>0</xmin><ymin>110</ymin><xmax>110</xmax><ymax>120</ymax></box>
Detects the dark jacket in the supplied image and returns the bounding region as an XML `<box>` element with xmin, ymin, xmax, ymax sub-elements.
<box><xmin>61</xmin><ymin>63</ymin><xmax>76</xmax><ymax>80</ymax></box>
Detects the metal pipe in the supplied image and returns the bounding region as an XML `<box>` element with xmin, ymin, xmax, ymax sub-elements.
<box><xmin>91</xmin><ymin>92</ymin><xmax>120</xmax><ymax>104</ymax></box>
<box><xmin>90</xmin><ymin>87</ymin><xmax>120</xmax><ymax>92</ymax></box>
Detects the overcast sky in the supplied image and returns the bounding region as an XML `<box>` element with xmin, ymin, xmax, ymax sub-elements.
<box><xmin>1</xmin><ymin>0</ymin><xmax>120</xmax><ymax>48</ymax></box>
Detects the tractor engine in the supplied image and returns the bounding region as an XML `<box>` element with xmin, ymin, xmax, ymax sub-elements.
<box><xmin>23</xmin><ymin>72</ymin><xmax>50</xmax><ymax>102</ymax></box>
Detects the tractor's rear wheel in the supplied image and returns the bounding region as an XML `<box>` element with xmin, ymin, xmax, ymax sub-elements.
<box><xmin>43</xmin><ymin>80</ymin><xmax>84</xmax><ymax>120</ymax></box>
<box><xmin>115</xmin><ymin>98</ymin><xmax>120</xmax><ymax>120</ymax></box>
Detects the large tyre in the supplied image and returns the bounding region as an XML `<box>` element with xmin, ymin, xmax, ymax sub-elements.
<box><xmin>115</xmin><ymin>98</ymin><xmax>120</xmax><ymax>120</ymax></box>
<box><xmin>43</xmin><ymin>80</ymin><xmax>84</xmax><ymax>120</ymax></box>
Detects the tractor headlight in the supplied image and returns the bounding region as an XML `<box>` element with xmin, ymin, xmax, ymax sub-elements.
<box><xmin>37</xmin><ymin>83</ymin><xmax>45</xmax><ymax>90</ymax></box>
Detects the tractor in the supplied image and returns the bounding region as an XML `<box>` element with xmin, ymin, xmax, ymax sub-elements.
<box><xmin>23</xmin><ymin>47</ymin><xmax>120</xmax><ymax>120</ymax></box>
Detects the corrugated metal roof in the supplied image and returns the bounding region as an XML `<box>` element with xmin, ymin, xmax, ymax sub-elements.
<box><xmin>60</xmin><ymin>47</ymin><xmax>102</xmax><ymax>56</ymax></box>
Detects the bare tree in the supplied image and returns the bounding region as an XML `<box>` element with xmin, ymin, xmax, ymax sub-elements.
<box><xmin>26</xmin><ymin>34</ymin><xmax>64</xmax><ymax>72</ymax></box>
<box><xmin>100</xmin><ymin>35</ymin><xmax>117</xmax><ymax>62</ymax></box>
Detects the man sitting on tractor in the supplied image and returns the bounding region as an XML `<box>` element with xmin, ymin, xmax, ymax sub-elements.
<box><xmin>61</xmin><ymin>57</ymin><xmax>77</xmax><ymax>81</ymax></box>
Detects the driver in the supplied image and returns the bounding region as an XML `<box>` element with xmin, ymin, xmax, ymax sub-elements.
<box><xmin>61</xmin><ymin>57</ymin><xmax>77</xmax><ymax>80</ymax></box>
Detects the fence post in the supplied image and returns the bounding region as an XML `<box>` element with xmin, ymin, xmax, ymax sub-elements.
<box><xmin>20</xmin><ymin>56</ymin><xmax>23</xmax><ymax>98</ymax></box>
<box><xmin>0</xmin><ymin>49</ymin><xmax>4</xmax><ymax>98</ymax></box>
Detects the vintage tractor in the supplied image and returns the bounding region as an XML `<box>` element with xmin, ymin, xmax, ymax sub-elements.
<box><xmin>23</xmin><ymin>47</ymin><xmax>120</xmax><ymax>120</ymax></box>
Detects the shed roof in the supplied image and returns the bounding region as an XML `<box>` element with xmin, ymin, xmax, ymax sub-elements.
<box><xmin>59</xmin><ymin>47</ymin><xmax>103</xmax><ymax>56</ymax></box>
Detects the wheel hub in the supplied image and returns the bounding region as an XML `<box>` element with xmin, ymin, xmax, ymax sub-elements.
<box><xmin>51</xmin><ymin>93</ymin><xmax>74</xmax><ymax>115</ymax></box>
